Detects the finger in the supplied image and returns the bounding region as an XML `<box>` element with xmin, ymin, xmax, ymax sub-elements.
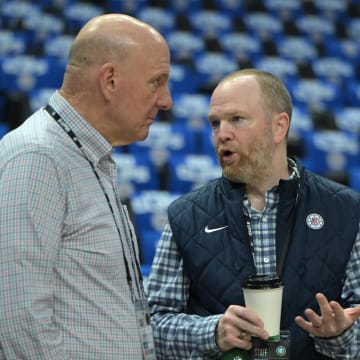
<box><xmin>316</xmin><ymin>293</ymin><xmax>334</xmax><ymax>320</ymax></box>
<box><xmin>230</xmin><ymin>306</ymin><xmax>269</xmax><ymax>340</ymax></box>
<box><xmin>233</xmin><ymin>337</ymin><xmax>253</xmax><ymax>351</ymax></box>
<box><xmin>238</xmin><ymin>330</ymin><xmax>251</xmax><ymax>341</ymax></box>
<box><xmin>217</xmin><ymin>307</ymin><xmax>259</xmax><ymax>351</ymax></box>
<box><xmin>231</xmin><ymin>330</ymin><xmax>253</xmax><ymax>351</ymax></box>
<box><xmin>346</xmin><ymin>305</ymin><xmax>360</xmax><ymax>322</ymax></box>
<box><xmin>295</xmin><ymin>312</ymin><xmax>328</xmax><ymax>338</ymax></box>
<box><xmin>232</xmin><ymin>305</ymin><xmax>264</xmax><ymax>327</ymax></box>
<box><xmin>303</xmin><ymin>308</ymin><xmax>322</xmax><ymax>327</ymax></box>
<box><xmin>218</xmin><ymin>326</ymin><xmax>252</xmax><ymax>351</ymax></box>
<box><xmin>294</xmin><ymin>304</ymin><xmax>325</xmax><ymax>332</ymax></box>
<box><xmin>294</xmin><ymin>315</ymin><xmax>313</xmax><ymax>332</ymax></box>
<box><xmin>329</xmin><ymin>301</ymin><xmax>346</xmax><ymax>322</ymax></box>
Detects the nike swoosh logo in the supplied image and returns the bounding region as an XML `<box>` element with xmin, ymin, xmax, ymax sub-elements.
<box><xmin>204</xmin><ymin>225</ymin><xmax>229</xmax><ymax>233</ymax></box>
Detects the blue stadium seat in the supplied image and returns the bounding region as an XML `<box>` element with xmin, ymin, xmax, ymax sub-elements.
<box><xmin>344</xmin><ymin>80</ymin><xmax>360</xmax><ymax>107</ymax></box>
<box><xmin>244</xmin><ymin>12</ymin><xmax>283</xmax><ymax>38</ymax></box>
<box><xmin>312</xmin><ymin>57</ymin><xmax>354</xmax><ymax>85</ymax></box>
<box><xmin>347</xmin><ymin>18</ymin><xmax>360</xmax><ymax>40</ymax></box>
<box><xmin>63</xmin><ymin>3</ymin><xmax>103</xmax><ymax>33</ymax></box>
<box><xmin>216</xmin><ymin>0</ymin><xmax>245</xmax><ymax>16</ymax></box>
<box><xmin>0</xmin><ymin>122</ymin><xmax>10</xmax><ymax>139</ymax></box>
<box><xmin>0</xmin><ymin>30</ymin><xmax>28</xmax><ymax>56</ymax></box>
<box><xmin>189</xmin><ymin>10</ymin><xmax>232</xmax><ymax>37</ymax></box>
<box><xmin>22</xmin><ymin>13</ymin><xmax>65</xmax><ymax>48</ymax></box>
<box><xmin>166</xmin><ymin>30</ymin><xmax>205</xmax><ymax>63</ymax></box>
<box><xmin>255</xmin><ymin>56</ymin><xmax>298</xmax><ymax>82</ymax></box>
<box><xmin>264</xmin><ymin>0</ymin><xmax>302</xmax><ymax>19</ymax></box>
<box><xmin>29</xmin><ymin>87</ymin><xmax>57</xmax><ymax>112</ymax></box>
<box><xmin>289</xmin><ymin>78</ymin><xmax>342</xmax><ymax>110</ymax></box>
<box><xmin>0</xmin><ymin>94</ymin><xmax>6</xmax><ymax>123</ymax></box>
<box><xmin>169</xmin><ymin>0</ymin><xmax>201</xmax><ymax>13</ymax></box>
<box><xmin>349</xmin><ymin>166</ymin><xmax>360</xmax><ymax>193</ymax></box>
<box><xmin>167</xmin><ymin>153</ymin><xmax>222</xmax><ymax>193</ymax></box>
<box><xmin>1</xmin><ymin>2</ymin><xmax>41</xmax><ymax>29</ymax></box>
<box><xmin>128</xmin><ymin>122</ymin><xmax>198</xmax><ymax>167</ymax></box>
<box><xmin>277</xmin><ymin>36</ymin><xmax>318</xmax><ymax>61</ymax></box>
<box><xmin>220</xmin><ymin>32</ymin><xmax>262</xmax><ymax>63</ymax></box>
<box><xmin>0</xmin><ymin>55</ymin><xmax>65</xmax><ymax>92</ymax></box>
<box><xmin>36</xmin><ymin>0</ymin><xmax>77</xmax><ymax>8</ymax></box>
<box><xmin>303</xmin><ymin>130</ymin><xmax>360</xmax><ymax>175</ymax></box>
<box><xmin>296</xmin><ymin>15</ymin><xmax>335</xmax><ymax>38</ymax></box>
<box><xmin>130</xmin><ymin>190</ymin><xmax>180</xmax><ymax>234</ymax></box>
<box><xmin>139</xmin><ymin>230</ymin><xmax>161</xmax><ymax>266</ymax></box>
<box><xmin>43</xmin><ymin>34</ymin><xmax>74</xmax><ymax>59</ymax></box>
<box><xmin>141</xmin><ymin>263</ymin><xmax>151</xmax><ymax>279</ymax></box>
<box><xmin>314</xmin><ymin>0</ymin><xmax>347</xmax><ymax>20</ymax></box>
<box><xmin>137</xmin><ymin>7</ymin><xmax>175</xmax><ymax>35</ymax></box>
<box><xmin>200</xmin><ymin>126</ymin><xmax>218</xmax><ymax>161</ymax></box>
<box><xmin>324</xmin><ymin>38</ymin><xmax>360</xmax><ymax>64</ymax></box>
<box><xmin>169</xmin><ymin>64</ymin><xmax>199</xmax><ymax>95</ymax></box>
<box><xmin>172</xmin><ymin>93</ymin><xmax>210</xmax><ymax>130</ymax></box>
<box><xmin>112</xmin><ymin>152</ymin><xmax>160</xmax><ymax>200</ymax></box>
<box><xmin>107</xmin><ymin>0</ymin><xmax>148</xmax><ymax>13</ymax></box>
<box><xmin>289</xmin><ymin>105</ymin><xmax>313</xmax><ymax>139</ymax></box>
<box><xmin>194</xmin><ymin>52</ymin><xmax>237</xmax><ymax>91</ymax></box>
<box><xmin>335</xmin><ymin>107</ymin><xmax>360</xmax><ymax>136</ymax></box>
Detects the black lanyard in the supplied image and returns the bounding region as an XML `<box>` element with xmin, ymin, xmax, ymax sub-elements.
<box><xmin>45</xmin><ymin>104</ymin><xmax>143</xmax><ymax>300</ymax></box>
<box><xmin>243</xmin><ymin>193</ymin><xmax>298</xmax><ymax>278</ymax></box>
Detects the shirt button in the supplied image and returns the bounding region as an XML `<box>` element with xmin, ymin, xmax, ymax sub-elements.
<box><xmin>243</xmin><ymin>199</ymin><xmax>249</xmax><ymax>206</ymax></box>
<box><xmin>262</xmin><ymin>215</ymin><xmax>268</xmax><ymax>222</ymax></box>
<box><xmin>263</xmin><ymin>257</ymin><xmax>270</xmax><ymax>263</ymax></box>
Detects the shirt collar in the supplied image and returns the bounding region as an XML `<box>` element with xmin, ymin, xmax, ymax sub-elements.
<box><xmin>48</xmin><ymin>91</ymin><xmax>113</xmax><ymax>166</ymax></box>
<box><xmin>287</xmin><ymin>157</ymin><xmax>300</xmax><ymax>180</ymax></box>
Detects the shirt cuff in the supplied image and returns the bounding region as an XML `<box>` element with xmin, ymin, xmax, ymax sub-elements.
<box><xmin>195</xmin><ymin>314</ymin><xmax>223</xmax><ymax>354</ymax></box>
<box><xmin>314</xmin><ymin>323</ymin><xmax>355</xmax><ymax>356</ymax></box>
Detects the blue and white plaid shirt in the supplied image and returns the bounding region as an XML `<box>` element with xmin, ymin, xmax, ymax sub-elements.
<box><xmin>148</xmin><ymin>165</ymin><xmax>360</xmax><ymax>359</ymax></box>
<box><xmin>0</xmin><ymin>91</ymin><xmax>146</xmax><ymax>359</ymax></box>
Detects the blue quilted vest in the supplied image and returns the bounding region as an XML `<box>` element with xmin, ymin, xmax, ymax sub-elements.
<box><xmin>168</xmin><ymin>160</ymin><xmax>360</xmax><ymax>359</ymax></box>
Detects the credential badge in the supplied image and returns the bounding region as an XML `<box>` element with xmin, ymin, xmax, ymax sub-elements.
<box><xmin>306</xmin><ymin>213</ymin><xmax>324</xmax><ymax>230</ymax></box>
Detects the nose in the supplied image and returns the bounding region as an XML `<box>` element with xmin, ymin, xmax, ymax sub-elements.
<box><xmin>216</xmin><ymin>121</ymin><xmax>234</xmax><ymax>143</ymax></box>
<box><xmin>158</xmin><ymin>85</ymin><xmax>173</xmax><ymax>110</ymax></box>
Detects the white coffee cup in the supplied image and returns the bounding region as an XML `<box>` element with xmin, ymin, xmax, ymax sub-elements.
<box><xmin>242</xmin><ymin>274</ymin><xmax>283</xmax><ymax>339</ymax></box>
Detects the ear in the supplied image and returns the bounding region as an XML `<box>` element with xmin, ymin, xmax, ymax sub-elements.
<box><xmin>99</xmin><ymin>62</ymin><xmax>117</xmax><ymax>100</ymax></box>
<box><xmin>272</xmin><ymin>112</ymin><xmax>290</xmax><ymax>145</ymax></box>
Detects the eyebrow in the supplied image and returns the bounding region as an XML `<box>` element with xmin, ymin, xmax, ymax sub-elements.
<box><xmin>207</xmin><ymin>113</ymin><xmax>218</xmax><ymax>121</ymax></box>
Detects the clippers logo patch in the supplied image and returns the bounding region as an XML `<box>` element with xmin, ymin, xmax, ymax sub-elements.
<box><xmin>306</xmin><ymin>213</ymin><xmax>324</xmax><ymax>230</ymax></box>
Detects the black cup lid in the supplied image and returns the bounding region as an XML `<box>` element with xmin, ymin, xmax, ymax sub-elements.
<box><xmin>242</xmin><ymin>274</ymin><xmax>283</xmax><ymax>289</ymax></box>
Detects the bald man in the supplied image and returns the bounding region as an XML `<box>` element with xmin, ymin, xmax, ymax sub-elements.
<box><xmin>0</xmin><ymin>14</ymin><xmax>172</xmax><ymax>359</ymax></box>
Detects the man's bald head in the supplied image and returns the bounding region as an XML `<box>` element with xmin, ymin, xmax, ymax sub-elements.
<box><xmin>60</xmin><ymin>13</ymin><xmax>170</xmax><ymax>104</ymax></box>
<box><xmin>67</xmin><ymin>14</ymin><xmax>166</xmax><ymax>69</ymax></box>
<box><xmin>58</xmin><ymin>13</ymin><xmax>172</xmax><ymax>146</ymax></box>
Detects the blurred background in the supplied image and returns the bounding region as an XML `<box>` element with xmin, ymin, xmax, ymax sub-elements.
<box><xmin>2</xmin><ymin>0</ymin><xmax>360</xmax><ymax>274</ymax></box>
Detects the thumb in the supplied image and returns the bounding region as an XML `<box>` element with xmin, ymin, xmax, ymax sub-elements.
<box><xmin>346</xmin><ymin>305</ymin><xmax>360</xmax><ymax>322</ymax></box>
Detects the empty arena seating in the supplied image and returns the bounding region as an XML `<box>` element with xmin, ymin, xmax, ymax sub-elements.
<box><xmin>130</xmin><ymin>190</ymin><xmax>180</xmax><ymax>265</ymax></box>
<box><xmin>3</xmin><ymin>0</ymin><xmax>360</xmax><ymax>271</ymax></box>
<box><xmin>302</xmin><ymin>130</ymin><xmax>360</xmax><ymax>176</ymax></box>
<box><xmin>167</xmin><ymin>153</ymin><xmax>222</xmax><ymax>193</ymax></box>
<box><xmin>112</xmin><ymin>152</ymin><xmax>160</xmax><ymax>201</ymax></box>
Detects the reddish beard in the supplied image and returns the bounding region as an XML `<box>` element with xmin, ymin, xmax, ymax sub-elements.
<box><xmin>218</xmin><ymin>128</ymin><xmax>274</xmax><ymax>184</ymax></box>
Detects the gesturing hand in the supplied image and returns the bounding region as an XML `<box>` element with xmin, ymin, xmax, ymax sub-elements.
<box><xmin>295</xmin><ymin>293</ymin><xmax>360</xmax><ymax>338</ymax></box>
<box><xmin>216</xmin><ymin>305</ymin><xmax>269</xmax><ymax>352</ymax></box>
